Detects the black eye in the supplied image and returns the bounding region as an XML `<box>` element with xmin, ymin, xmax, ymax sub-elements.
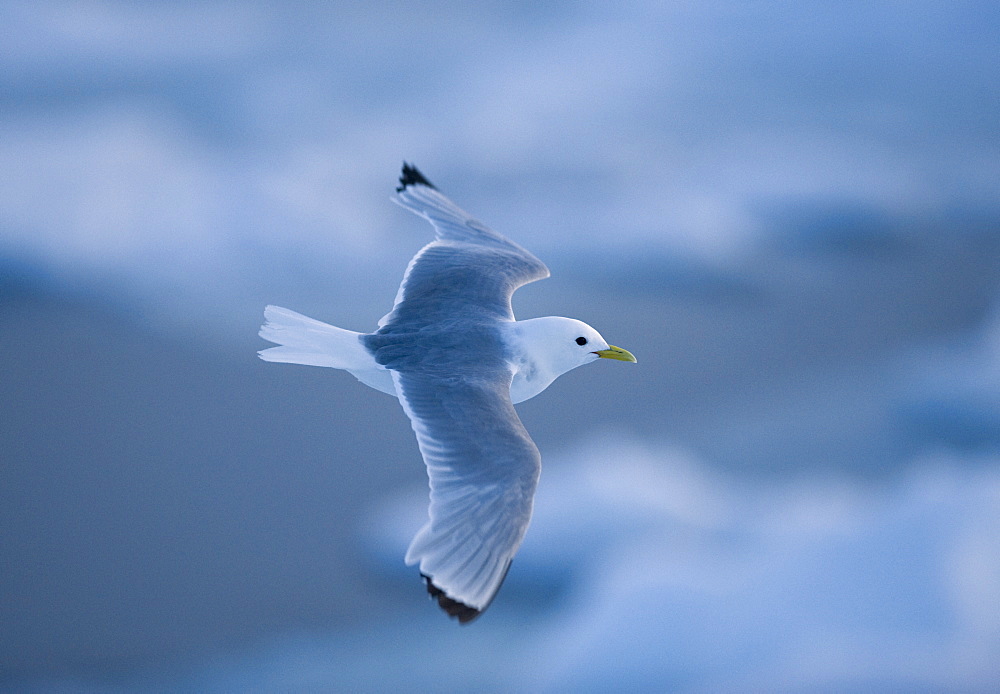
<box><xmin>575</xmin><ymin>336</ymin><xmax>588</xmax><ymax>346</ymax></box>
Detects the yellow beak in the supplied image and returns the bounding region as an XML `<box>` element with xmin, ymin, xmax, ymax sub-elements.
<box><xmin>594</xmin><ymin>345</ymin><xmax>637</xmax><ymax>363</ymax></box>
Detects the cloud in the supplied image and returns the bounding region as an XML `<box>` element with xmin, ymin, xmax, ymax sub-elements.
<box><xmin>82</xmin><ymin>436</ymin><xmax>997</xmax><ymax>694</ymax></box>
<box><xmin>521</xmin><ymin>440</ymin><xmax>1000</xmax><ymax>692</ymax></box>
<box><xmin>3</xmin><ymin>0</ymin><xmax>998</xmax><ymax>302</ymax></box>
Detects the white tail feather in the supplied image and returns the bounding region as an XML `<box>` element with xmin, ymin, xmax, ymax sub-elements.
<box><xmin>258</xmin><ymin>306</ymin><xmax>396</xmax><ymax>396</ymax></box>
<box><xmin>258</xmin><ymin>305</ymin><xmax>371</xmax><ymax>370</ymax></box>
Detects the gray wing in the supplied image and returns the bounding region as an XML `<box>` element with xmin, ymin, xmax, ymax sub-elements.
<box><xmin>391</xmin><ymin>369</ymin><xmax>540</xmax><ymax>622</ymax></box>
<box><xmin>378</xmin><ymin>163</ymin><xmax>550</xmax><ymax>328</ymax></box>
<box><xmin>368</xmin><ymin>165</ymin><xmax>547</xmax><ymax>621</ymax></box>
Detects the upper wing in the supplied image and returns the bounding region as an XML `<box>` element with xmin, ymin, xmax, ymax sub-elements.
<box><xmin>391</xmin><ymin>368</ymin><xmax>541</xmax><ymax>623</ymax></box>
<box><xmin>378</xmin><ymin>164</ymin><xmax>550</xmax><ymax>328</ymax></box>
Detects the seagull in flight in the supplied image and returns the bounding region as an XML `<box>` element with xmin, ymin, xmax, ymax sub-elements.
<box><xmin>259</xmin><ymin>164</ymin><xmax>636</xmax><ymax>622</ymax></box>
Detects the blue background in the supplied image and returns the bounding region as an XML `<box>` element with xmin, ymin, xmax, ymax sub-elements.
<box><xmin>2</xmin><ymin>2</ymin><xmax>999</xmax><ymax>691</ymax></box>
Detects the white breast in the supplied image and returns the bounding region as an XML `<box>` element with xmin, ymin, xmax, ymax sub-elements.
<box><xmin>509</xmin><ymin>367</ymin><xmax>556</xmax><ymax>404</ymax></box>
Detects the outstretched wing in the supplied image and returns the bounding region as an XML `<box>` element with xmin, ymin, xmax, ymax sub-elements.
<box><xmin>366</xmin><ymin>165</ymin><xmax>547</xmax><ymax>621</ymax></box>
<box><xmin>378</xmin><ymin>163</ymin><xmax>549</xmax><ymax>328</ymax></box>
<box><xmin>391</xmin><ymin>369</ymin><xmax>540</xmax><ymax>623</ymax></box>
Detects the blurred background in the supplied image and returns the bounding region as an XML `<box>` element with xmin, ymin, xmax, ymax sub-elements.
<box><xmin>2</xmin><ymin>2</ymin><xmax>999</xmax><ymax>691</ymax></box>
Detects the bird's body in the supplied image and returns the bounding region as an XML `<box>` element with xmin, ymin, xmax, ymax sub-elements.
<box><xmin>259</xmin><ymin>164</ymin><xmax>635</xmax><ymax>622</ymax></box>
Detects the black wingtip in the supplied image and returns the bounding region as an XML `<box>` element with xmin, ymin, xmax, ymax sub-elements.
<box><xmin>420</xmin><ymin>561</ymin><xmax>512</xmax><ymax>625</ymax></box>
<box><xmin>397</xmin><ymin>162</ymin><xmax>436</xmax><ymax>192</ymax></box>
<box><xmin>420</xmin><ymin>573</ymin><xmax>481</xmax><ymax>624</ymax></box>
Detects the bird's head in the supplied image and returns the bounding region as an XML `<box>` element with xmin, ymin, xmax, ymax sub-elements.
<box><xmin>514</xmin><ymin>316</ymin><xmax>636</xmax><ymax>379</ymax></box>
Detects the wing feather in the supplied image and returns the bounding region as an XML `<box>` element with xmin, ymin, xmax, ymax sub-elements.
<box><xmin>367</xmin><ymin>165</ymin><xmax>547</xmax><ymax>622</ymax></box>
<box><xmin>379</xmin><ymin>164</ymin><xmax>549</xmax><ymax>328</ymax></box>
<box><xmin>391</xmin><ymin>370</ymin><xmax>540</xmax><ymax>621</ymax></box>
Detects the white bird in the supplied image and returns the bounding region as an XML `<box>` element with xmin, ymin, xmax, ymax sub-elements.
<box><xmin>259</xmin><ymin>164</ymin><xmax>636</xmax><ymax>622</ymax></box>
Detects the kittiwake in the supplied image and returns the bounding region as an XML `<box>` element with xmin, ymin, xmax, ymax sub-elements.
<box><xmin>259</xmin><ymin>163</ymin><xmax>636</xmax><ymax>623</ymax></box>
